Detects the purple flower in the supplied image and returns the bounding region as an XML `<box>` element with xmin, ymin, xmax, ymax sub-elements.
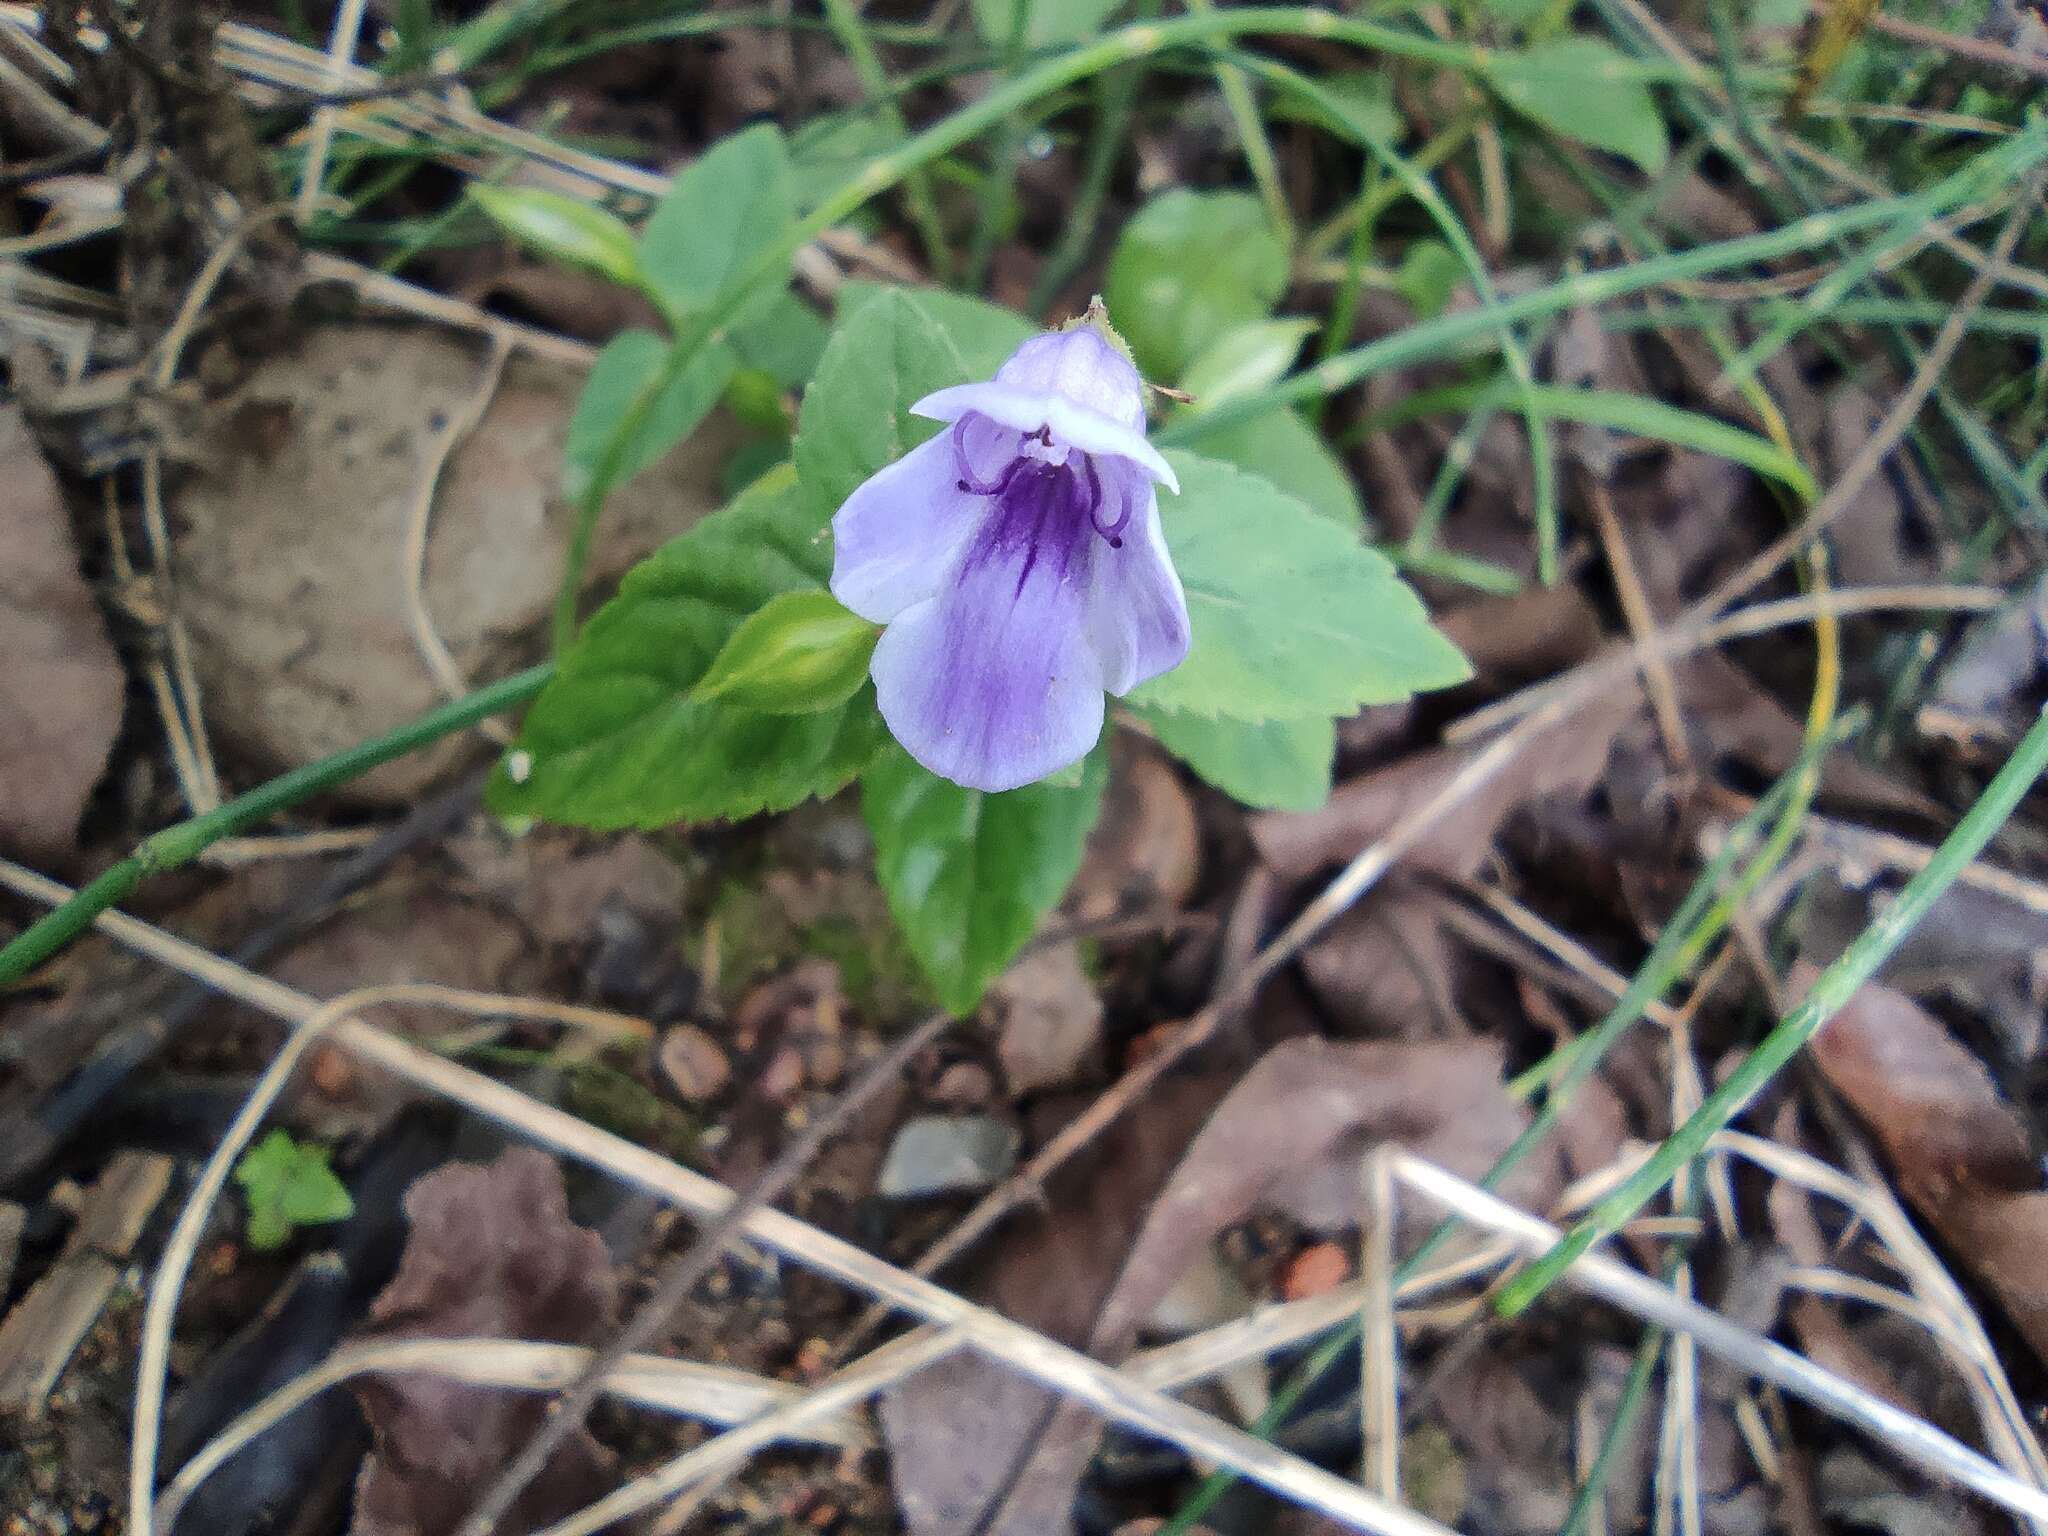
<box><xmin>830</xmin><ymin>321</ymin><xmax>1190</xmax><ymax>793</ymax></box>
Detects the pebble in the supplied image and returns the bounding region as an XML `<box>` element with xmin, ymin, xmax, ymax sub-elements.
<box><xmin>657</xmin><ymin>1024</ymin><xmax>732</xmax><ymax>1103</ymax></box>
<box><xmin>876</xmin><ymin>1115</ymin><xmax>1020</xmax><ymax>1199</ymax></box>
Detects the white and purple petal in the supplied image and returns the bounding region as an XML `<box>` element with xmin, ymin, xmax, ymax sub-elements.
<box><xmin>1085</xmin><ymin>457</ymin><xmax>1190</xmax><ymax>696</ymax></box>
<box><xmin>911</xmin><ymin>381</ymin><xmax>1179</xmax><ymax>492</ymax></box>
<box><xmin>869</xmin><ymin>465</ymin><xmax>1107</xmax><ymax>792</ymax></box>
<box><xmin>992</xmin><ymin>327</ymin><xmax>1145</xmax><ymax>427</ymax></box>
<box><xmin>829</xmin><ymin>414</ymin><xmax>1019</xmax><ymax>623</ymax></box>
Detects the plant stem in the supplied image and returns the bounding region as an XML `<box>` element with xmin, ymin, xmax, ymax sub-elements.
<box><xmin>1161</xmin><ymin>111</ymin><xmax>2048</xmax><ymax>446</ymax></box>
<box><xmin>819</xmin><ymin>0</ymin><xmax>954</xmax><ymax>281</ymax></box>
<box><xmin>0</xmin><ymin>666</ymin><xmax>551</xmax><ymax>988</ymax></box>
<box><xmin>1159</xmin><ymin>725</ymin><xmax>1850</xmax><ymax>1533</ymax></box>
<box><xmin>1495</xmin><ymin>703</ymin><xmax>2048</xmax><ymax>1316</ymax></box>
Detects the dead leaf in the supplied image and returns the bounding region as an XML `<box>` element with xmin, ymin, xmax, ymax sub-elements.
<box><xmin>1071</xmin><ymin>740</ymin><xmax>1201</xmax><ymax>921</ymax></box>
<box><xmin>1250</xmin><ymin>688</ymin><xmax>1639</xmax><ymax>882</ymax></box>
<box><xmin>880</xmin><ymin>1074</ymin><xmax>1230</xmax><ymax>1536</ymax></box>
<box><xmin>0</xmin><ymin>406</ymin><xmax>123</xmax><ymax>860</ymax></box>
<box><xmin>1806</xmin><ymin>966</ymin><xmax>2048</xmax><ymax>1364</ymax></box>
<box><xmin>882</xmin><ymin>1038</ymin><xmax>1552</xmax><ymax>1536</ymax></box>
<box><xmin>991</xmin><ymin>943</ymin><xmax>1104</xmax><ymax>1095</ymax></box>
<box><xmin>348</xmin><ymin>1147</ymin><xmax>617</xmax><ymax>1536</ymax></box>
<box><xmin>1424</xmin><ymin>1350</ymin><xmax>1573</xmax><ymax>1533</ymax></box>
<box><xmin>1436</xmin><ymin>584</ymin><xmax>1604</xmax><ymax>689</ymax></box>
<box><xmin>175</xmin><ymin>323</ymin><xmax>740</xmax><ymax>803</ymax></box>
<box><xmin>1822</xmin><ymin>386</ymin><xmax>1935</xmax><ymax>590</ymax></box>
<box><xmin>1297</xmin><ymin>881</ymin><xmax>1463</xmax><ymax>1040</ymax></box>
<box><xmin>1931</xmin><ymin>569</ymin><xmax>2048</xmax><ymax>732</ymax></box>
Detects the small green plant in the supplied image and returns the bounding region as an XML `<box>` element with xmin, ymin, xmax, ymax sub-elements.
<box><xmin>233</xmin><ymin>1129</ymin><xmax>354</xmax><ymax>1251</ymax></box>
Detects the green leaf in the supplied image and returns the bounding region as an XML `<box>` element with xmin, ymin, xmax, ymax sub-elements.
<box><xmin>969</xmin><ymin>0</ymin><xmax>1125</xmax><ymax>47</ymax></box>
<box><xmin>692</xmin><ymin>589</ymin><xmax>879</xmax><ymax>713</ymax></box>
<box><xmin>1487</xmin><ymin>38</ymin><xmax>1670</xmax><ymax>174</ymax></box>
<box><xmin>863</xmin><ymin>745</ymin><xmax>1108</xmax><ymax>1014</ymax></box>
<box><xmin>794</xmin><ymin>287</ymin><xmax>1033</xmax><ymax>519</ymax></box>
<box><xmin>1268</xmin><ymin>69</ymin><xmax>1402</xmax><ymax>146</ymax></box>
<box><xmin>490</xmin><ymin>465</ymin><xmax>890</xmax><ymax>828</ymax></box>
<box><xmin>235</xmin><ymin>1130</ymin><xmax>354</xmax><ymax>1252</ymax></box>
<box><xmin>469</xmin><ymin>186</ymin><xmax>641</xmax><ymax>287</ymax></box>
<box><xmin>1131</xmin><ymin>452</ymin><xmax>1469</xmax><ymax>720</ymax></box>
<box><xmin>639</xmin><ymin>124</ymin><xmax>794</xmax><ymax>322</ymax></box>
<box><xmin>789</xmin><ymin>113</ymin><xmax>903</xmax><ymax>213</ymax></box>
<box><xmin>1180</xmin><ymin>318</ymin><xmax>1317</xmax><ymax>409</ymax></box>
<box><xmin>1394</xmin><ymin>239</ymin><xmax>1467</xmax><ymax>320</ymax></box>
<box><xmin>729</xmin><ymin>291</ymin><xmax>830</xmax><ymax>390</ymax></box>
<box><xmin>834</xmin><ymin>282</ymin><xmax>1037</xmax><ymax>379</ymax></box>
<box><xmin>1104</xmin><ymin>191</ymin><xmax>1289</xmax><ymax>382</ymax></box>
<box><xmin>1182</xmin><ymin>407</ymin><xmax>1366</xmax><ymax>527</ymax></box>
<box><xmin>565</xmin><ymin>329</ymin><xmax>735</xmax><ymax>501</ymax></box>
<box><xmin>1139</xmin><ymin>707</ymin><xmax>1335</xmax><ymax>812</ymax></box>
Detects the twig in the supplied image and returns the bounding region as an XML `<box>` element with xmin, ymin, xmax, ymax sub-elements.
<box><xmin>157</xmin><ymin>1337</ymin><xmax>869</xmax><ymax>1531</ymax></box>
<box><xmin>1694</xmin><ymin>176</ymin><xmax>2044</xmax><ymax>619</ymax></box>
<box><xmin>1585</xmin><ymin>472</ymin><xmax>1690</xmax><ymax>773</ymax></box>
<box><xmin>1359</xmin><ymin>1147</ymin><xmax>1399</xmax><ymax>1502</ymax></box>
<box><xmin>0</xmin><ymin>861</ymin><xmax>1462</xmax><ymax>1536</ymax></box>
<box><xmin>1394</xmin><ymin>1152</ymin><xmax>2048</xmax><ymax>1521</ymax></box>
<box><xmin>293</xmin><ymin>0</ymin><xmax>371</xmax><ymax>224</ymax></box>
<box><xmin>0</xmin><ymin>771</ymin><xmax>483</xmax><ymax>1190</ymax></box>
<box><xmin>399</xmin><ymin>332</ymin><xmax>515</xmax><ymax>736</ymax></box>
<box><xmin>1866</xmin><ymin>10</ymin><xmax>2048</xmax><ymax>83</ymax></box>
<box><xmin>0</xmin><ymin>665</ymin><xmax>547</xmax><ymax>986</ymax></box>
<box><xmin>549</xmin><ymin>1328</ymin><xmax>966</xmax><ymax>1536</ymax></box>
<box><xmin>131</xmin><ymin>981</ymin><xmax>650</xmax><ymax>1536</ymax></box>
<box><xmin>1447</xmin><ymin>585</ymin><xmax>2005</xmax><ymax>744</ymax></box>
<box><xmin>1497</xmin><ymin>704</ymin><xmax>2048</xmax><ymax>1313</ymax></box>
<box><xmin>455</xmin><ymin>1008</ymin><xmax>958</xmax><ymax>1536</ymax></box>
<box><xmin>138</xmin><ymin>204</ymin><xmax>299</xmax><ymax>814</ymax></box>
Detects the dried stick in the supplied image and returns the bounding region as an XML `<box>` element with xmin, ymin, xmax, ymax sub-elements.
<box><xmin>1394</xmin><ymin>1152</ymin><xmax>2048</xmax><ymax>1522</ymax></box>
<box><xmin>0</xmin><ymin>861</ymin><xmax>1459</xmax><ymax>1536</ymax></box>
<box><xmin>129</xmin><ymin>982</ymin><xmax>648</xmax><ymax>1536</ymax></box>
<box><xmin>156</xmin><ymin>1337</ymin><xmax>872</xmax><ymax>1531</ymax></box>
<box><xmin>454</xmin><ymin>1009</ymin><xmax>958</xmax><ymax>1536</ymax></box>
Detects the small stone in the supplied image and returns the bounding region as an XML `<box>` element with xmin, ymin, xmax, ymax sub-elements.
<box><xmin>758</xmin><ymin>1043</ymin><xmax>806</xmax><ymax>1104</ymax></box>
<box><xmin>797</xmin><ymin>1032</ymin><xmax>847</xmax><ymax>1089</ymax></box>
<box><xmin>877</xmin><ymin>1115</ymin><xmax>1020</xmax><ymax>1199</ymax></box>
<box><xmin>1280</xmin><ymin>1242</ymin><xmax>1352</xmax><ymax>1301</ymax></box>
<box><xmin>307</xmin><ymin>1042</ymin><xmax>357</xmax><ymax>1100</ymax></box>
<box><xmin>928</xmin><ymin>1061</ymin><xmax>995</xmax><ymax>1109</ymax></box>
<box><xmin>658</xmin><ymin>1024</ymin><xmax>731</xmax><ymax>1103</ymax></box>
<box><xmin>991</xmin><ymin>943</ymin><xmax>1103</xmax><ymax>1096</ymax></box>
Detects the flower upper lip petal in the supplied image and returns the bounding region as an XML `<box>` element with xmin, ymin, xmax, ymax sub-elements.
<box><xmin>911</xmin><ymin>382</ymin><xmax>1180</xmax><ymax>494</ymax></box>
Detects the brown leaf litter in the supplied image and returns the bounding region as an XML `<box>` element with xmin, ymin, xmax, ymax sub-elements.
<box><xmin>0</xmin><ymin>405</ymin><xmax>124</xmax><ymax>862</ymax></box>
<box><xmin>348</xmin><ymin>1147</ymin><xmax>618</xmax><ymax>1536</ymax></box>
<box><xmin>881</xmin><ymin>1037</ymin><xmax>1577</xmax><ymax>1536</ymax></box>
<box><xmin>1807</xmin><ymin>965</ymin><xmax>2048</xmax><ymax>1366</ymax></box>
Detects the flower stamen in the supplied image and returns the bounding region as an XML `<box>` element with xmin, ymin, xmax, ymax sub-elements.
<box><xmin>951</xmin><ymin>417</ymin><xmax>1027</xmax><ymax>497</ymax></box>
<box><xmin>1084</xmin><ymin>457</ymin><xmax>1133</xmax><ymax>549</ymax></box>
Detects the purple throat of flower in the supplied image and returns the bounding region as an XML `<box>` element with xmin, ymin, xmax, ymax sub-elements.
<box><xmin>949</xmin><ymin>418</ymin><xmax>1137</xmax><ymax>567</ymax></box>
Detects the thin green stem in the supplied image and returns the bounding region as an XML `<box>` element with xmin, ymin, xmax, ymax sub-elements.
<box><xmin>963</xmin><ymin>0</ymin><xmax>1034</xmax><ymax>294</ymax></box>
<box><xmin>546</xmin><ymin>7</ymin><xmax>1524</xmax><ymax>650</ymax></box>
<box><xmin>0</xmin><ymin>666</ymin><xmax>552</xmax><ymax>987</ymax></box>
<box><xmin>820</xmin><ymin>0</ymin><xmax>954</xmax><ymax>281</ymax></box>
<box><xmin>1227</xmin><ymin>51</ymin><xmax>1558</xmax><ymax>579</ymax></box>
<box><xmin>1161</xmin><ymin>727</ymin><xmax>1848</xmax><ymax>1533</ymax></box>
<box><xmin>1026</xmin><ymin>33</ymin><xmax>1147</xmax><ymax>316</ymax></box>
<box><xmin>1496</xmin><ymin>705</ymin><xmax>2048</xmax><ymax>1316</ymax></box>
<box><xmin>1159</xmin><ymin>111</ymin><xmax>2048</xmax><ymax>446</ymax></box>
<box><xmin>1187</xmin><ymin>7</ymin><xmax>1295</xmax><ymax>247</ymax></box>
